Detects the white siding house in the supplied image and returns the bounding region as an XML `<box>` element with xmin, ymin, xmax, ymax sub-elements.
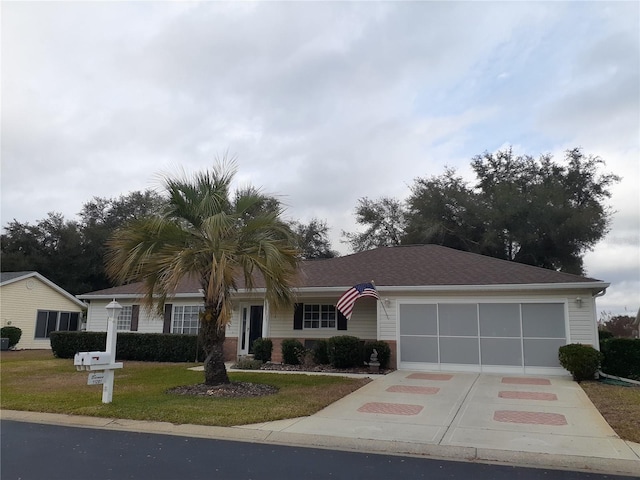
<box><xmin>78</xmin><ymin>245</ymin><xmax>609</xmax><ymax>373</ymax></box>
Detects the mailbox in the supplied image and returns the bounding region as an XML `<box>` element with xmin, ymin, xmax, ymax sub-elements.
<box><xmin>74</xmin><ymin>351</ymin><xmax>113</xmax><ymax>371</ymax></box>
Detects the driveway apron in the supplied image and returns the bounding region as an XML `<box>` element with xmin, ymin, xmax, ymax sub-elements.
<box><xmin>259</xmin><ymin>370</ymin><xmax>638</xmax><ymax>461</ymax></box>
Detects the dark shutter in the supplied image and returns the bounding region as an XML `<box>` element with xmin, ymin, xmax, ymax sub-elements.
<box><xmin>163</xmin><ymin>304</ymin><xmax>173</xmax><ymax>333</ymax></box>
<box><xmin>337</xmin><ymin>310</ymin><xmax>348</xmax><ymax>330</ymax></box>
<box><xmin>293</xmin><ymin>303</ymin><xmax>303</xmax><ymax>330</ymax></box>
<box><xmin>131</xmin><ymin>305</ymin><xmax>140</xmax><ymax>332</ymax></box>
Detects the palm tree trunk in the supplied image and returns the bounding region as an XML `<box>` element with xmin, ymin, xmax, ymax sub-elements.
<box><xmin>200</xmin><ymin>309</ymin><xmax>230</xmax><ymax>385</ymax></box>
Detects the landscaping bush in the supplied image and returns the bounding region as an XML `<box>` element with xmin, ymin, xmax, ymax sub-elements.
<box><xmin>600</xmin><ymin>338</ymin><xmax>640</xmax><ymax>380</ymax></box>
<box><xmin>50</xmin><ymin>331</ymin><xmax>106</xmax><ymax>358</ymax></box>
<box><xmin>363</xmin><ymin>340</ymin><xmax>391</xmax><ymax>369</ymax></box>
<box><xmin>233</xmin><ymin>357</ymin><xmax>264</xmax><ymax>370</ymax></box>
<box><xmin>1</xmin><ymin>326</ymin><xmax>22</xmax><ymax>348</ymax></box>
<box><xmin>558</xmin><ymin>343</ymin><xmax>603</xmax><ymax>382</ymax></box>
<box><xmin>327</xmin><ymin>335</ymin><xmax>363</xmax><ymax>368</ymax></box>
<box><xmin>281</xmin><ymin>338</ymin><xmax>305</xmax><ymax>365</ymax></box>
<box><xmin>598</xmin><ymin>329</ymin><xmax>614</xmax><ymax>341</ymax></box>
<box><xmin>50</xmin><ymin>331</ymin><xmax>204</xmax><ymax>362</ymax></box>
<box><xmin>312</xmin><ymin>339</ymin><xmax>330</xmax><ymax>365</ymax></box>
<box><xmin>252</xmin><ymin>338</ymin><xmax>273</xmax><ymax>362</ymax></box>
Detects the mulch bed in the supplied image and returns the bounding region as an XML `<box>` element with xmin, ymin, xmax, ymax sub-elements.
<box><xmin>167</xmin><ymin>382</ymin><xmax>278</xmax><ymax>398</ymax></box>
<box><xmin>168</xmin><ymin>363</ymin><xmax>391</xmax><ymax>398</ymax></box>
<box><xmin>258</xmin><ymin>362</ymin><xmax>394</xmax><ymax>375</ymax></box>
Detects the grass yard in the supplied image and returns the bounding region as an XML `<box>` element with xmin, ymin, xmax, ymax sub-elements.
<box><xmin>581</xmin><ymin>380</ymin><xmax>640</xmax><ymax>444</ymax></box>
<box><xmin>0</xmin><ymin>350</ymin><xmax>369</xmax><ymax>427</ymax></box>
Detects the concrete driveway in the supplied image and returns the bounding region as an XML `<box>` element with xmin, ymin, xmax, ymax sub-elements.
<box><xmin>243</xmin><ymin>370</ymin><xmax>640</xmax><ymax>464</ymax></box>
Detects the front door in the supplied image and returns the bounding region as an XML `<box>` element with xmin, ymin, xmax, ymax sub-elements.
<box><xmin>240</xmin><ymin>305</ymin><xmax>264</xmax><ymax>355</ymax></box>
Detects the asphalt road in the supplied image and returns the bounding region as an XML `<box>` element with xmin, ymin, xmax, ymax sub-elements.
<box><xmin>1</xmin><ymin>420</ymin><xmax>631</xmax><ymax>480</ymax></box>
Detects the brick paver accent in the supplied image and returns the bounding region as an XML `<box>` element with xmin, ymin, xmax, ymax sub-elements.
<box><xmin>387</xmin><ymin>385</ymin><xmax>440</xmax><ymax>395</ymax></box>
<box><xmin>357</xmin><ymin>402</ymin><xmax>424</xmax><ymax>415</ymax></box>
<box><xmin>494</xmin><ymin>410</ymin><xmax>567</xmax><ymax>425</ymax></box>
<box><xmin>499</xmin><ymin>391</ymin><xmax>557</xmax><ymax>401</ymax></box>
<box><xmin>501</xmin><ymin>377</ymin><xmax>551</xmax><ymax>385</ymax></box>
<box><xmin>407</xmin><ymin>373</ymin><xmax>453</xmax><ymax>381</ymax></box>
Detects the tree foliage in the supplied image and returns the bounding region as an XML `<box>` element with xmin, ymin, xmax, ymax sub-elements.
<box><xmin>1</xmin><ymin>213</ymin><xmax>88</xmax><ymax>293</ymax></box>
<box><xmin>291</xmin><ymin>218</ymin><xmax>337</xmax><ymax>259</ymax></box>
<box><xmin>105</xmin><ymin>161</ymin><xmax>300</xmax><ymax>385</ymax></box>
<box><xmin>342</xmin><ymin>197</ymin><xmax>406</xmax><ymax>252</ymax></box>
<box><xmin>0</xmin><ymin>191</ymin><xmax>166</xmax><ymax>294</ymax></box>
<box><xmin>343</xmin><ymin>147</ymin><xmax>618</xmax><ymax>274</ymax></box>
<box><xmin>600</xmin><ymin>315</ymin><xmax>637</xmax><ymax>338</ymax></box>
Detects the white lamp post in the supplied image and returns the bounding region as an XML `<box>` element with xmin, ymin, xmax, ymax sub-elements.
<box><xmin>103</xmin><ymin>299</ymin><xmax>122</xmax><ymax>403</ymax></box>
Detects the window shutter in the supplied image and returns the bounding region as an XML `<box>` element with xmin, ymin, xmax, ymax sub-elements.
<box><xmin>293</xmin><ymin>303</ymin><xmax>303</xmax><ymax>330</ymax></box>
<box><xmin>163</xmin><ymin>304</ymin><xmax>173</xmax><ymax>333</ymax></box>
<box><xmin>131</xmin><ymin>305</ymin><xmax>140</xmax><ymax>332</ymax></box>
<box><xmin>337</xmin><ymin>310</ymin><xmax>348</xmax><ymax>330</ymax></box>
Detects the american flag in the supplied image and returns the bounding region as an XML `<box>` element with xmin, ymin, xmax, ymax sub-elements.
<box><xmin>336</xmin><ymin>282</ymin><xmax>379</xmax><ymax>320</ymax></box>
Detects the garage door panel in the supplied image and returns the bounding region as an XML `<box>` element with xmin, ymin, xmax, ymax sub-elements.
<box><xmin>400</xmin><ymin>336</ymin><xmax>438</xmax><ymax>362</ymax></box>
<box><xmin>439</xmin><ymin>304</ymin><xmax>478</xmax><ymax>336</ymax></box>
<box><xmin>479</xmin><ymin>303</ymin><xmax>521</xmax><ymax>337</ymax></box>
<box><xmin>481</xmin><ymin>338</ymin><xmax>522</xmax><ymax>366</ymax></box>
<box><xmin>522</xmin><ymin>303</ymin><xmax>565</xmax><ymax>338</ymax></box>
<box><xmin>439</xmin><ymin>337</ymin><xmax>479</xmax><ymax>364</ymax></box>
<box><xmin>399</xmin><ymin>304</ymin><xmax>437</xmax><ymax>335</ymax></box>
<box><xmin>524</xmin><ymin>338</ymin><xmax>565</xmax><ymax>367</ymax></box>
<box><xmin>399</xmin><ymin>302</ymin><xmax>567</xmax><ymax>373</ymax></box>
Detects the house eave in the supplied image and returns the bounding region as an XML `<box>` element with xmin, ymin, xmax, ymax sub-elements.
<box><xmin>78</xmin><ymin>281</ymin><xmax>609</xmax><ymax>300</ymax></box>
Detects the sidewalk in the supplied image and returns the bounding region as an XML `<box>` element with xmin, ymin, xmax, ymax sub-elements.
<box><xmin>3</xmin><ymin>369</ymin><xmax>640</xmax><ymax>477</ymax></box>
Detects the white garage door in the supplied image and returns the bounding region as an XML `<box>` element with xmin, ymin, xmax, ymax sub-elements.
<box><xmin>399</xmin><ymin>302</ymin><xmax>567</xmax><ymax>374</ymax></box>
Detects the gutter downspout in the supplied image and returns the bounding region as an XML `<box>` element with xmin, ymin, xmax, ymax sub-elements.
<box><xmin>593</xmin><ymin>288</ymin><xmax>607</xmax><ymax>351</ymax></box>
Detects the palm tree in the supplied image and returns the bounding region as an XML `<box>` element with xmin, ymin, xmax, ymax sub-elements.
<box><xmin>106</xmin><ymin>161</ymin><xmax>300</xmax><ymax>385</ymax></box>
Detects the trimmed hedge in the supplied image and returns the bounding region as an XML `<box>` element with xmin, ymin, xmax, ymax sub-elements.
<box><xmin>327</xmin><ymin>335</ymin><xmax>363</xmax><ymax>368</ymax></box>
<box><xmin>600</xmin><ymin>338</ymin><xmax>640</xmax><ymax>380</ymax></box>
<box><xmin>363</xmin><ymin>340</ymin><xmax>391</xmax><ymax>369</ymax></box>
<box><xmin>252</xmin><ymin>338</ymin><xmax>273</xmax><ymax>362</ymax></box>
<box><xmin>281</xmin><ymin>338</ymin><xmax>305</xmax><ymax>365</ymax></box>
<box><xmin>1</xmin><ymin>326</ymin><xmax>23</xmax><ymax>348</ymax></box>
<box><xmin>558</xmin><ymin>343</ymin><xmax>602</xmax><ymax>382</ymax></box>
<box><xmin>312</xmin><ymin>339</ymin><xmax>330</xmax><ymax>365</ymax></box>
<box><xmin>50</xmin><ymin>331</ymin><xmax>204</xmax><ymax>362</ymax></box>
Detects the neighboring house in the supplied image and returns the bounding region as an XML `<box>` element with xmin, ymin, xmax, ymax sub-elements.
<box><xmin>78</xmin><ymin>245</ymin><xmax>609</xmax><ymax>375</ymax></box>
<box><xmin>0</xmin><ymin>271</ymin><xmax>87</xmax><ymax>349</ymax></box>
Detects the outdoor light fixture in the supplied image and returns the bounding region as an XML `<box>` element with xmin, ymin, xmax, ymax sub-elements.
<box><xmin>106</xmin><ymin>299</ymin><xmax>123</xmax><ymax>320</ymax></box>
<box><xmin>575</xmin><ymin>297</ymin><xmax>583</xmax><ymax>308</ymax></box>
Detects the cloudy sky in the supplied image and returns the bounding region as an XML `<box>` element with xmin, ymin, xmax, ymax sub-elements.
<box><xmin>2</xmin><ymin>1</ymin><xmax>638</xmax><ymax>316</ymax></box>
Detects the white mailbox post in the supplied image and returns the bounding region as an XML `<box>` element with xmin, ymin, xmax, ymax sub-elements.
<box><xmin>74</xmin><ymin>299</ymin><xmax>124</xmax><ymax>403</ymax></box>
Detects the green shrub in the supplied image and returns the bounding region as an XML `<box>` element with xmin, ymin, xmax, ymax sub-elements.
<box><xmin>598</xmin><ymin>329</ymin><xmax>614</xmax><ymax>341</ymax></box>
<box><xmin>312</xmin><ymin>339</ymin><xmax>330</xmax><ymax>365</ymax></box>
<box><xmin>281</xmin><ymin>338</ymin><xmax>305</xmax><ymax>365</ymax></box>
<box><xmin>50</xmin><ymin>331</ymin><xmax>204</xmax><ymax>362</ymax></box>
<box><xmin>327</xmin><ymin>335</ymin><xmax>363</xmax><ymax>368</ymax></box>
<box><xmin>600</xmin><ymin>338</ymin><xmax>640</xmax><ymax>380</ymax></box>
<box><xmin>50</xmin><ymin>331</ymin><xmax>106</xmax><ymax>358</ymax></box>
<box><xmin>558</xmin><ymin>343</ymin><xmax>603</xmax><ymax>382</ymax></box>
<box><xmin>233</xmin><ymin>357</ymin><xmax>264</xmax><ymax>370</ymax></box>
<box><xmin>363</xmin><ymin>340</ymin><xmax>391</xmax><ymax>369</ymax></box>
<box><xmin>1</xmin><ymin>326</ymin><xmax>23</xmax><ymax>348</ymax></box>
<box><xmin>252</xmin><ymin>338</ymin><xmax>272</xmax><ymax>362</ymax></box>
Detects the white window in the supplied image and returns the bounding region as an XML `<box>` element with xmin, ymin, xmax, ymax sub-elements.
<box><xmin>173</xmin><ymin>305</ymin><xmax>202</xmax><ymax>334</ymax></box>
<box><xmin>117</xmin><ymin>306</ymin><xmax>132</xmax><ymax>331</ymax></box>
<box><xmin>303</xmin><ymin>304</ymin><xmax>336</xmax><ymax>329</ymax></box>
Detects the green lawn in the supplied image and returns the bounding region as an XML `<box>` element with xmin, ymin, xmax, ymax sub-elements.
<box><xmin>0</xmin><ymin>350</ymin><xmax>369</xmax><ymax>427</ymax></box>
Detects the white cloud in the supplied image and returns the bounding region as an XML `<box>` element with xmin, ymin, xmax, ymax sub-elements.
<box><xmin>1</xmin><ymin>1</ymin><xmax>638</xmax><ymax>312</ymax></box>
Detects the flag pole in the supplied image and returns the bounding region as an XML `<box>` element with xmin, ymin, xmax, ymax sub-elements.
<box><xmin>371</xmin><ymin>280</ymin><xmax>391</xmax><ymax>322</ymax></box>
